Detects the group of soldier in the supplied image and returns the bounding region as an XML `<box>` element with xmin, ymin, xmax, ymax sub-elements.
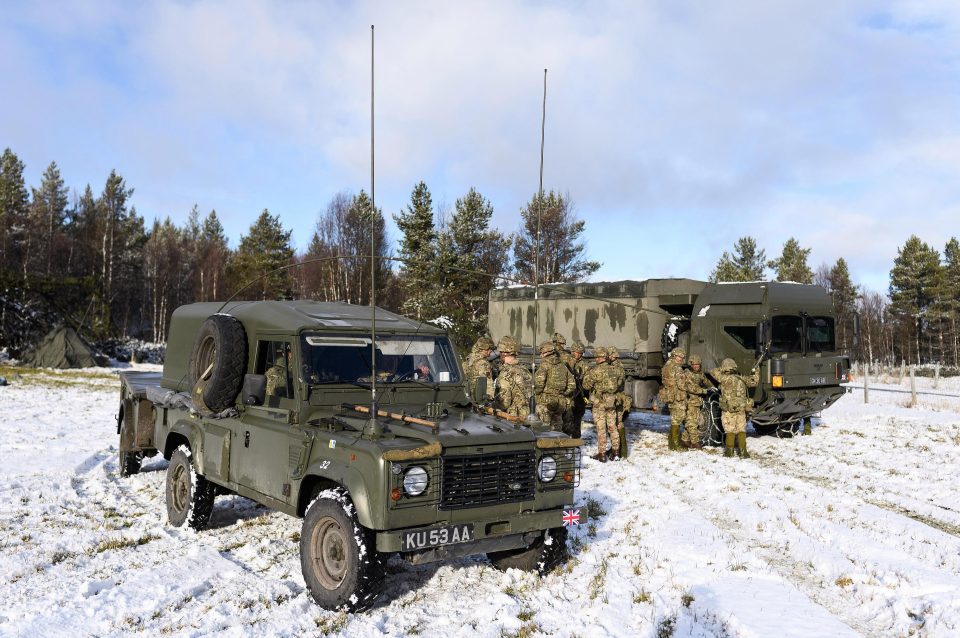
<box><xmin>464</xmin><ymin>333</ymin><xmax>632</xmax><ymax>463</ymax></box>
<box><xmin>660</xmin><ymin>347</ymin><xmax>759</xmax><ymax>458</ymax></box>
<box><xmin>464</xmin><ymin>335</ymin><xmax>762</xmax><ymax>461</ymax></box>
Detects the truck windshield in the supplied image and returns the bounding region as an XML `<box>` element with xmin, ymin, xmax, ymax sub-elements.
<box><xmin>300</xmin><ymin>333</ymin><xmax>461</xmax><ymax>385</ymax></box>
<box><xmin>770</xmin><ymin>316</ymin><xmax>804</xmax><ymax>353</ymax></box>
<box><xmin>806</xmin><ymin>316</ymin><xmax>836</xmax><ymax>353</ymax></box>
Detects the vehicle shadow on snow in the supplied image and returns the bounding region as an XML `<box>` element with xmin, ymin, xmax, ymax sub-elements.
<box><xmin>206</xmin><ymin>496</ymin><xmax>274</xmax><ymax>529</ymax></box>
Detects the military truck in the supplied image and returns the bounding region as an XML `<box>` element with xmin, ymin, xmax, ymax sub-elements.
<box><xmin>488</xmin><ymin>279</ymin><xmax>852</xmax><ymax>439</ymax></box>
<box><xmin>116</xmin><ymin>300</ymin><xmax>582</xmax><ymax>610</ymax></box>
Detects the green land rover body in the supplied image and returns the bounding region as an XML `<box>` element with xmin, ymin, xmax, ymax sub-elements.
<box><xmin>117</xmin><ymin>300</ymin><xmax>581</xmax><ymax>610</ymax></box>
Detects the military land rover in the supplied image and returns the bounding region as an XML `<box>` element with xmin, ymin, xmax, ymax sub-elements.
<box><xmin>116</xmin><ymin>300</ymin><xmax>582</xmax><ymax>610</ymax></box>
<box><xmin>488</xmin><ymin>279</ymin><xmax>852</xmax><ymax>441</ymax></box>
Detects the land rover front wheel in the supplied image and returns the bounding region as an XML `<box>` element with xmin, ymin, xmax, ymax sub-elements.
<box><xmin>488</xmin><ymin>526</ymin><xmax>568</xmax><ymax>574</ymax></box>
<box><xmin>165</xmin><ymin>445</ymin><xmax>215</xmax><ymax>530</ymax></box>
<box><xmin>300</xmin><ymin>487</ymin><xmax>383</xmax><ymax>611</ymax></box>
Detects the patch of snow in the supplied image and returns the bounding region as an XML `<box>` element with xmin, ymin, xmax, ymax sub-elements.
<box><xmin>697</xmin><ymin>305</ymin><xmax>710</xmax><ymax>317</ymax></box>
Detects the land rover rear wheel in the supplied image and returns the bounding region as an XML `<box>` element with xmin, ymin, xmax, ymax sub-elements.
<box><xmin>488</xmin><ymin>526</ymin><xmax>568</xmax><ymax>574</ymax></box>
<box><xmin>165</xmin><ymin>445</ymin><xmax>215</xmax><ymax>530</ymax></box>
<box><xmin>119</xmin><ymin>451</ymin><xmax>142</xmax><ymax>477</ymax></box>
<box><xmin>300</xmin><ymin>487</ymin><xmax>383</xmax><ymax>611</ymax></box>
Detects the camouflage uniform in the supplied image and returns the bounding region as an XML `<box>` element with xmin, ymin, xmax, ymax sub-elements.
<box><xmin>534</xmin><ymin>341</ymin><xmax>575</xmax><ymax>430</ymax></box>
<box><xmin>566</xmin><ymin>341</ymin><xmax>589</xmax><ymax>438</ymax></box>
<box><xmin>680</xmin><ymin>354</ymin><xmax>711</xmax><ymax>448</ymax></box>
<box><xmin>464</xmin><ymin>336</ymin><xmax>495</xmax><ymax>400</ymax></box>
<box><xmin>495</xmin><ymin>336</ymin><xmax>531</xmax><ymax>419</ymax></box>
<box><xmin>712</xmin><ymin>358</ymin><xmax>759</xmax><ymax>458</ymax></box>
<box><xmin>659</xmin><ymin>347</ymin><xmax>688</xmax><ymax>450</ymax></box>
<box><xmin>552</xmin><ymin>332</ymin><xmax>576</xmax><ymax>368</ymax></box>
<box><xmin>583</xmin><ymin>347</ymin><xmax>621</xmax><ymax>461</ymax></box>
<box><xmin>607</xmin><ymin>348</ymin><xmax>630</xmax><ymax>458</ymax></box>
<box><xmin>266</xmin><ymin>362</ymin><xmax>288</xmax><ymax>397</ymax></box>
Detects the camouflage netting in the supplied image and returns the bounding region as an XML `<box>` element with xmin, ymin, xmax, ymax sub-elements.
<box><xmin>22</xmin><ymin>325</ymin><xmax>108</xmax><ymax>369</ymax></box>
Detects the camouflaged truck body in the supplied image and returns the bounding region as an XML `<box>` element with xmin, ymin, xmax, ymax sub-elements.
<box><xmin>488</xmin><ymin>280</ymin><xmax>851</xmax><ymax>427</ymax></box>
<box><xmin>117</xmin><ymin>300</ymin><xmax>581</xmax><ymax>561</ymax></box>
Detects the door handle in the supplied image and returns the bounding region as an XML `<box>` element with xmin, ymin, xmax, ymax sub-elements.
<box><xmin>244</xmin><ymin>431</ymin><xmax>250</xmax><ymax>448</ymax></box>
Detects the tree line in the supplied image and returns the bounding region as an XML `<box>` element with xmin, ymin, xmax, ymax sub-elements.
<box><xmin>0</xmin><ymin>148</ymin><xmax>599</xmax><ymax>355</ymax></box>
<box><xmin>710</xmin><ymin>235</ymin><xmax>960</xmax><ymax>366</ymax></box>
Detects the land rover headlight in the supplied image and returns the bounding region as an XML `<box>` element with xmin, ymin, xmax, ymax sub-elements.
<box><xmin>402</xmin><ymin>466</ymin><xmax>429</xmax><ymax>496</ymax></box>
<box><xmin>538</xmin><ymin>455</ymin><xmax>558</xmax><ymax>482</ymax></box>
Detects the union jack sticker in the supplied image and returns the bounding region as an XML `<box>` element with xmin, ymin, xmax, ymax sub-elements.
<box><xmin>562</xmin><ymin>508</ymin><xmax>581</xmax><ymax>527</ymax></box>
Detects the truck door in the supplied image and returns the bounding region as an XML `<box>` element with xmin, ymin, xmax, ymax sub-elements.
<box><xmin>232</xmin><ymin>339</ymin><xmax>303</xmax><ymax>504</ymax></box>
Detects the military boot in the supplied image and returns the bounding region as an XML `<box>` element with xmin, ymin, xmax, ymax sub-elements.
<box><xmin>802</xmin><ymin>419</ymin><xmax>812</xmax><ymax>436</ymax></box>
<box><xmin>736</xmin><ymin>432</ymin><xmax>750</xmax><ymax>459</ymax></box>
<box><xmin>594</xmin><ymin>450</ymin><xmax>607</xmax><ymax>463</ymax></box>
<box><xmin>668</xmin><ymin>424</ymin><xmax>680</xmax><ymax>450</ymax></box>
<box><xmin>724</xmin><ymin>433</ymin><xmax>736</xmax><ymax>457</ymax></box>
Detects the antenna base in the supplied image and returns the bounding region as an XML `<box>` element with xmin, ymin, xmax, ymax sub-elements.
<box><xmin>363</xmin><ymin>401</ymin><xmax>387</xmax><ymax>439</ymax></box>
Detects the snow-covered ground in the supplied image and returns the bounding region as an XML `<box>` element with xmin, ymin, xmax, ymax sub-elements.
<box><xmin>2</xmin><ymin>366</ymin><xmax>959</xmax><ymax>637</ymax></box>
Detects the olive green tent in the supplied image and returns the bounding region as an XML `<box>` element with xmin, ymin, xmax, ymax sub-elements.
<box><xmin>22</xmin><ymin>325</ymin><xmax>109</xmax><ymax>368</ymax></box>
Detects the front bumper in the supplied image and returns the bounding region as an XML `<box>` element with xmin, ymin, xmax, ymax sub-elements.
<box><xmin>375</xmin><ymin>506</ymin><xmax>567</xmax><ymax>555</ymax></box>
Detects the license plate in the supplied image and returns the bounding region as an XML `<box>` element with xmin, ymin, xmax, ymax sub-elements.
<box><xmin>810</xmin><ymin>376</ymin><xmax>826</xmax><ymax>385</ymax></box>
<box><xmin>401</xmin><ymin>523</ymin><xmax>474</xmax><ymax>551</ymax></box>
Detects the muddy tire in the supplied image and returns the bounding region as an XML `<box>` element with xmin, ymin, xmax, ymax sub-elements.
<box><xmin>189</xmin><ymin>315</ymin><xmax>247</xmax><ymax>413</ymax></box>
<box><xmin>488</xmin><ymin>526</ymin><xmax>568</xmax><ymax>574</ymax></box>
<box><xmin>119</xmin><ymin>451</ymin><xmax>143</xmax><ymax>477</ymax></box>
<box><xmin>300</xmin><ymin>488</ymin><xmax>383</xmax><ymax>611</ymax></box>
<box><xmin>165</xmin><ymin>445</ymin><xmax>215</xmax><ymax>530</ymax></box>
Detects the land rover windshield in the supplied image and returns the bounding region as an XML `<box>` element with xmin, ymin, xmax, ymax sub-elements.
<box><xmin>300</xmin><ymin>333</ymin><xmax>462</xmax><ymax>384</ymax></box>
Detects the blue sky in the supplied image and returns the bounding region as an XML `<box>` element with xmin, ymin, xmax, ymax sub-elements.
<box><xmin>3</xmin><ymin>0</ymin><xmax>959</xmax><ymax>294</ymax></box>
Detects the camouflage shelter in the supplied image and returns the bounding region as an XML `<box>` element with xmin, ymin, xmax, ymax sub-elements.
<box><xmin>23</xmin><ymin>325</ymin><xmax>108</xmax><ymax>368</ymax></box>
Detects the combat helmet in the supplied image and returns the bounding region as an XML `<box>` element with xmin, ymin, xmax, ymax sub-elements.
<box><xmin>474</xmin><ymin>336</ymin><xmax>494</xmax><ymax>351</ymax></box>
<box><xmin>571</xmin><ymin>341</ymin><xmax>585</xmax><ymax>353</ymax></box>
<box><xmin>670</xmin><ymin>347</ymin><xmax>686</xmax><ymax>360</ymax></box>
<box><xmin>593</xmin><ymin>346</ymin><xmax>608</xmax><ymax>359</ymax></box>
<box><xmin>552</xmin><ymin>332</ymin><xmax>567</xmax><ymax>346</ymax></box>
<box><xmin>538</xmin><ymin>340</ymin><xmax>556</xmax><ymax>355</ymax></box>
<box><xmin>689</xmin><ymin>354</ymin><xmax>702</xmax><ymax>366</ymax></box>
<box><xmin>497</xmin><ymin>336</ymin><xmax>519</xmax><ymax>355</ymax></box>
<box><xmin>720</xmin><ymin>358</ymin><xmax>738</xmax><ymax>372</ymax></box>
<box><xmin>607</xmin><ymin>348</ymin><xmax>620</xmax><ymax>359</ymax></box>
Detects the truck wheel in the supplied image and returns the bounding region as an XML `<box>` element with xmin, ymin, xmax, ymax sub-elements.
<box><xmin>165</xmin><ymin>445</ymin><xmax>215</xmax><ymax>530</ymax></box>
<box><xmin>488</xmin><ymin>526</ymin><xmax>568</xmax><ymax>574</ymax></box>
<box><xmin>189</xmin><ymin>315</ymin><xmax>247</xmax><ymax>413</ymax></box>
<box><xmin>300</xmin><ymin>487</ymin><xmax>383</xmax><ymax>611</ymax></box>
<box><xmin>119</xmin><ymin>451</ymin><xmax>143</xmax><ymax>477</ymax></box>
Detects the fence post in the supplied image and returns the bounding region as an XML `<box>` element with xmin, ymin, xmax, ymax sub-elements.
<box><xmin>909</xmin><ymin>366</ymin><xmax>917</xmax><ymax>407</ymax></box>
<box><xmin>934</xmin><ymin>364</ymin><xmax>940</xmax><ymax>389</ymax></box>
<box><xmin>864</xmin><ymin>362</ymin><xmax>870</xmax><ymax>404</ymax></box>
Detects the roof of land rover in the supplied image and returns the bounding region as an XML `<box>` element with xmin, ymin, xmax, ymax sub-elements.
<box><xmin>170</xmin><ymin>300</ymin><xmax>446</xmax><ymax>334</ymax></box>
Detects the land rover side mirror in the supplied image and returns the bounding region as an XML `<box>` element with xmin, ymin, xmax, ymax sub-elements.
<box><xmin>755</xmin><ymin>320</ymin><xmax>770</xmax><ymax>356</ymax></box>
<box><xmin>473</xmin><ymin>376</ymin><xmax>488</xmax><ymax>402</ymax></box>
<box><xmin>243</xmin><ymin>374</ymin><xmax>267</xmax><ymax>406</ymax></box>
<box><xmin>853</xmin><ymin>312</ymin><xmax>860</xmax><ymax>348</ymax></box>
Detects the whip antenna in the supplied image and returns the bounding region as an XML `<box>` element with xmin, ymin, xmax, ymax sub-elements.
<box><xmin>527</xmin><ymin>68</ymin><xmax>548</xmax><ymax>427</ymax></box>
<box><xmin>365</xmin><ymin>24</ymin><xmax>384</xmax><ymax>438</ymax></box>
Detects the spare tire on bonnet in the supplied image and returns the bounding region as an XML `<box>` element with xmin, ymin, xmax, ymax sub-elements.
<box><xmin>189</xmin><ymin>315</ymin><xmax>247</xmax><ymax>413</ymax></box>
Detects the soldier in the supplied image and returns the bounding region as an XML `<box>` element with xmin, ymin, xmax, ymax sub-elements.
<box><xmin>583</xmin><ymin>346</ymin><xmax>621</xmax><ymax>462</ymax></box>
<box><xmin>494</xmin><ymin>336</ymin><xmax>531</xmax><ymax>419</ymax></box>
<box><xmin>552</xmin><ymin>332</ymin><xmax>576</xmax><ymax>368</ymax></box>
<box><xmin>535</xmin><ymin>340</ymin><xmax>575</xmax><ymax>430</ymax></box>
<box><xmin>265</xmin><ymin>344</ymin><xmax>290</xmax><ymax>397</ymax></box>
<box><xmin>464</xmin><ymin>336</ymin><xmax>495</xmax><ymax>401</ymax></box>
<box><xmin>607</xmin><ymin>348</ymin><xmax>630</xmax><ymax>458</ymax></box>
<box><xmin>712</xmin><ymin>358</ymin><xmax>759</xmax><ymax>458</ymax></box>
<box><xmin>659</xmin><ymin>347</ymin><xmax>688</xmax><ymax>451</ymax></box>
<box><xmin>680</xmin><ymin>354</ymin><xmax>712</xmax><ymax>449</ymax></box>
<box><xmin>566</xmin><ymin>341</ymin><xmax>589</xmax><ymax>438</ymax></box>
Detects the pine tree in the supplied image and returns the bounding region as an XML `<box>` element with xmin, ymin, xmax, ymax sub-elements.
<box><xmin>394</xmin><ymin>181</ymin><xmax>438</xmax><ymax>320</ymax></box>
<box><xmin>0</xmin><ymin>148</ymin><xmax>30</xmax><ymax>276</ymax></box>
<box><xmin>709</xmin><ymin>237</ymin><xmax>767</xmax><ymax>282</ymax></box>
<box><xmin>196</xmin><ymin>210</ymin><xmax>230</xmax><ymax>302</ymax></box>
<box><xmin>828</xmin><ymin>258</ymin><xmax>858</xmax><ymax>354</ymax></box>
<box><xmin>888</xmin><ymin>235</ymin><xmax>941</xmax><ymax>364</ymax></box>
<box><xmin>437</xmin><ymin>187</ymin><xmax>510</xmax><ymax>350</ymax></box>
<box><xmin>768</xmin><ymin>237</ymin><xmax>813</xmax><ymax>283</ymax></box>
<box><xmin>511</xmin><ymin>190</ymin><xmax>599</xmax><ymax>284</ymax></box>
<box><xmin>29</xmin><ymin>162</ymin><xmax>69</xmax><ymax>277</ymax></box>
<box><xmin>934</xmin><ymin>237</ymin><xmax>960</xmax><ymax>365</ymax></box>
<box><xmin>228</xmin><ymin>209</ymin><xmax>295</xmax><ymax>300</ymax></box>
